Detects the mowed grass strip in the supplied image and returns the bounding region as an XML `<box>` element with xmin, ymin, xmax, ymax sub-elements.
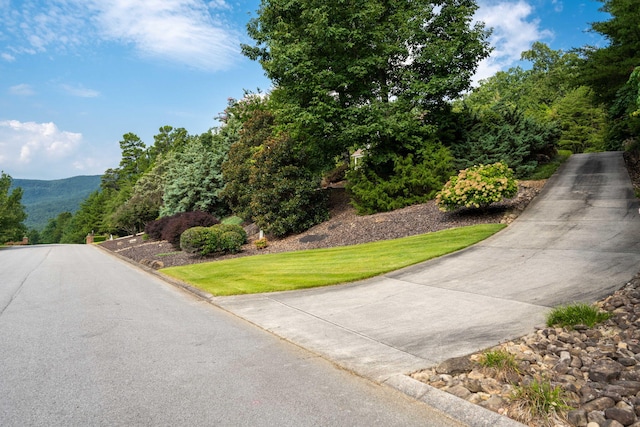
<box><xmin>161</xmin><ymin>223</ymin><xmax>505</xmax><ymax>296</ymax></box>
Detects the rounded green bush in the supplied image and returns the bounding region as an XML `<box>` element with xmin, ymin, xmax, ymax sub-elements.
<box><xmin>180</xmin><ymin>224</ymin><xmax>247</xmax><ymax>256</ymax></box>
<box><xmin>180</xmin><ymin>227</ymin><xmax>211</xmax><ymax>254</ymax></box>
<box><xmin>436</xmin><ymin>162</ymin><xmax>518</xmax><ymax>212</ymax></box>
<box><xmin>219</xmin><ymin>231</ymin><xmax>245</xmax><ymax>253</ymax></box>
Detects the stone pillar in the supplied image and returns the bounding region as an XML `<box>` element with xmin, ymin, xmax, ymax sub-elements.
<box><xmin>86</xmin><ymin>234</ymin><xmax>94</xmax><ymax>244</ymax></box>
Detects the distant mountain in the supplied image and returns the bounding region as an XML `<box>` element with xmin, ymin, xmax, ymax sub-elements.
<box><xmin>10</xmin><ymin>175</ymin><xmax>102</xmax><ymax>231</ymax></box>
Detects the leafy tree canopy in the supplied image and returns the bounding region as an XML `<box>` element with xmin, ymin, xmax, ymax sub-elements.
<box><xmin>580</xmin><ymin>0</ymin><xmax>640</xmax><ymax>107</ymax></box>
<box><xmin>0</xmin><ymin>172</ymin><xmax>27</xmax><ymax>243</ymax></box>
<box><xmin>243</xmin><ymin>0</ymin><xmax>491</xmax><ymax>169</ymax></box>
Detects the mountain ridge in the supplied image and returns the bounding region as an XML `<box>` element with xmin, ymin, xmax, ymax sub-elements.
<box><xmin>10</xmin><ymin>175</ymin><xmax>102</xmax><ymax>230</ymax></box>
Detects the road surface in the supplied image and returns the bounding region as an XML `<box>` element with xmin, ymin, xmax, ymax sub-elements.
<box><xmin>0</xmin><ymin>244</ymin><xmax>461</xmax><ymax>426</ymax></box>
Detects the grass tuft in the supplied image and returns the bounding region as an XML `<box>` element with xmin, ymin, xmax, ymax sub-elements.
<box><xmin>546</xmin><ymin>303</ymin><xmax>611</xmax><ymax>328</ymax></box>
<box><xmin>480</xmin><ymin>349</ymin><xmax>518</xmax><ymax>371</ymax></box>
<box><xmin>478</xmin><ymin>348</ymin><xmax>520</xmax><ymax>382</ymax></box>
<box><xmin>509</xmin><ymin>377</ymin><xmax>572</xmax><ymax>425</ymax></box>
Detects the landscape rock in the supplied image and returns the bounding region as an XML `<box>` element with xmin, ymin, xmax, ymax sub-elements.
<box><xmin>435</xmin><ymin>355</ymin><xmax>474</xmax><ymax>375</ymax></box>
<box><xmin>567</xmin><ymin>409</ymin><xmax>588</xmax><ymax>426</ymax></box>
<box><xmin>604</xmin><ymin>407</ymin><xmax>636</xmax><ymax>426</ymax></box>
<box><xmin>590</xmin><ymin>360</ymin><xmax>625</xmax><ymax>383</ymax></box>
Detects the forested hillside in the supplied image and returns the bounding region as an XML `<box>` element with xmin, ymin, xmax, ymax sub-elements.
<box><xmin>27</xmin><ymin>0</ymin><xmax>640</xmax><ymax>245</ymax></box>
<box><xmin>11</xmin><ymin>176</ymin><xmax>101</xmax><ymax>230</ymax></box>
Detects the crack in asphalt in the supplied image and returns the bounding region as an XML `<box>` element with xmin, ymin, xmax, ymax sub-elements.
<box><xmin>0</xmin><ymin>247</ymin><xmax>51</xmax><ymax>319</ymax></box>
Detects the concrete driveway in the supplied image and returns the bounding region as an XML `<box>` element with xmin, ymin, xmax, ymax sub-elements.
<box><xmin>212</xmin><ymin>152</ymin><xmax>640</xmax><ymax>388</ymax></box>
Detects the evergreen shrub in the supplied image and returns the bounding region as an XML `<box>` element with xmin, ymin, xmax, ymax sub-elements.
<box><xmin>249</xmin><ymin>133</ymin><xmax>329</xmax><ymax>237</ymax></box>
<box><xmin>436</xmin><ymin>162</ymin><xmax>518</xmax><ymax>211</ymax></box>
<box><xmin>347</xmin><ymin>145</ymin><xmax>454</xmax><ymax>215</ymax></box>
<box><xmin>448</xmin><ymin>103</ymin><xmax>560</xmax><ymax>178</ymax></box>
<box><xmin>180</xmin><ymin>224</ymin><xmax>247</xmax><ymax>256</ymax></box>
<box><xmin>178</xmin><ymin>226</ymin><xmax>210</xmax><ymax>254</ymax></box>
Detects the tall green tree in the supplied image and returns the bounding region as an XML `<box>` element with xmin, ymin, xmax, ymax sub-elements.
<box><xmin>110</xmin><ymin>159</ymin><xmax>168</xmax><ymax>234</ymax></box>
<box><xmin>118</xmin><ymin>132</ymin><xmax>149</xmax><ymax>185</ymax></box>
<box><xmin>551</xmin><ymin>86</ymin><xmax>608</xmax><ymax>153</ymax></box>
<box><xmin>249</xmin><ymin>132</ymin><xmax>329</xmax><ymax>237</ymax></box>
<box><xmin>580</xmin><ymin>0</ymin><xmax>640</xmax><ymax>147</ymax></box>
<box><xmin>580</xmin><ymin>0</ymin><xmax>640</xmax><ymax>107</ymax></box>
<box><xmin>160</xmin><ymin>128</ymin><xmax>236</xmax><ymax>218</ymax></box>
<box><xmin>459</xmin><ymin>43</ymin><xmax>605</xmax><ymax>154</ymax></box>
<box><xmin>221</xmin><ymin>107</ymin><xmax>275</xmax><ymax>220</ymax></box>
<box><xmin>0</xmin><ymin>172</ymin><xmax>27</xmax><ymax>243</ymax></box>
<box><xmin>149</xmin><ymin>126</ymin><xmax>189</xmax><ymax>162</ymax></box>
<box><xmin>41</xmin><ymin>212</ymin><xmax>72</xmax><ymax>244</ymax></box>
<box><xmin>243</xmin><ymin>0</ymin><xmax>490</xmax><ymax>214</ymax></box>
<box><xmin>61</xmin><ymin>190</ymin><xmax>112</xmax><ymax>243</ymax></box>
<box><xmin>462</xmin><ymin>43</ymin><xmax>581</xmax><ymax>119</ymax></box>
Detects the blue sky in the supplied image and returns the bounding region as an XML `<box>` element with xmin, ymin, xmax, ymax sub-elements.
<box><xmin>1</xmin><ymin>0</ymin><xmax>608</xmax><ymax>180</ymax></box>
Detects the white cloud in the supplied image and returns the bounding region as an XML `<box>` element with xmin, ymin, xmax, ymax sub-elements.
<box><xmin>60</xmin><ymin>83</ymin><xmax>100</xmax><ymax>98</ymax></box>
<box><xmin>88</xmin><ymin>0</ymin><xmax>240</xmax><ymax>71</ymax></box>
<box><xmin>474</xmin><ymin>0</ymin><xmax>554</xmax><ymax>83</ymax></box>
<box><xmin>9</xmin><ymin>84</ymin><xmax>35</xmax><ymax>96</ymax></box>
<box><xmin>0</xmin><ymin>120</ymin><xmax>94</xmax><ymax>179</ymax></box>
<box><xmin>208</xmin><ymin>0</ymin><xmax>231</xmax><ymax>11</ymax></box>
<box><xmin>1</xmin><ymin>52</ymin><xmax>15</xmax><ymax>62</ymax></box>
<box><xmin>0</xmin><ymin>0</ymin><xmax>241</xmax><ymax>71</ymax></box>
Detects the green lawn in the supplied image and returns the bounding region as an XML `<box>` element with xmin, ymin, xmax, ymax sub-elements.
<box><xmin>161</xmin><ymin>223</ymin><xmax>505</xmax><ymax>296</ymax></box>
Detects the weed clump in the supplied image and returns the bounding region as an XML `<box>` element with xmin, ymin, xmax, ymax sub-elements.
<box><xmin>546</xmin><ymin>303</ymin><xmax>611</xmax><ymax>328</ymax></box>
<box><xmin>509</xmin><ymin>376</ymin><xmax>572</xmax><ymax>426</ymax></box>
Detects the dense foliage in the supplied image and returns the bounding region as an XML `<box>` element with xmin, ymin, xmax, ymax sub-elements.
<box><xmin>40</xmin><ymin>212</ymin><xmax>73</xmax><ymax>244</ymax></box>
<box><xmin>220</xmin><ymin>106</ymin><xmax>275</xmax><ymax>221</ymax></box>
<box><xmin>160</xmin><ymin>133</ymin><xmax>231</xmax><ymax>219</ymax></box>
<box><xmin>347</xmin><ymin>138</ymin><xmax>454</xmax><ymax>214</ymax></box>
<box><xmin>248</xmin><ymin>132</ymin><xmax>329</xmax><ymax>237</ymax></box>
<box><xmin>0</xmin><ymin>172</ymin><xmax>27</xmax><ymax>243</ymax></box>
<box><xmin>221</xmin><ymin>96</ymin><xmax>330</xmax><ymax>237</ymax></box>
<box><xmin>579</xmin><ymin>0</ymin><xmax>640</xmax><ymax>148</ymax></box>
<box><xmin>456</xmin><ymin>42</ymin><xmax>601</xmax><ymax>157</ymax></box>
<box><xmin>447</xmin><ymin>103</ymin><xmax>561</xmax><ymax>177</ymax></box>
<box><xmin>436</xmin><ymin>163</ymin><xmax>518</xmax><ymax>211</ymax></box>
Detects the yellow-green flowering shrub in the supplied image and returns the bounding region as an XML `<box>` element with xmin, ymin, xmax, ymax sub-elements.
<box><xmin>436</xmin><ymin>162</ymin><xmax>518</xmax><ymax>211</ymax></box>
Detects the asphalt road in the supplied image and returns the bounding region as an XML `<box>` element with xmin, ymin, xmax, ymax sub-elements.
<box><xmin>0</xmin><ymin>244</ymin><xmax>461</xmax><ymax>426</ymax></box>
